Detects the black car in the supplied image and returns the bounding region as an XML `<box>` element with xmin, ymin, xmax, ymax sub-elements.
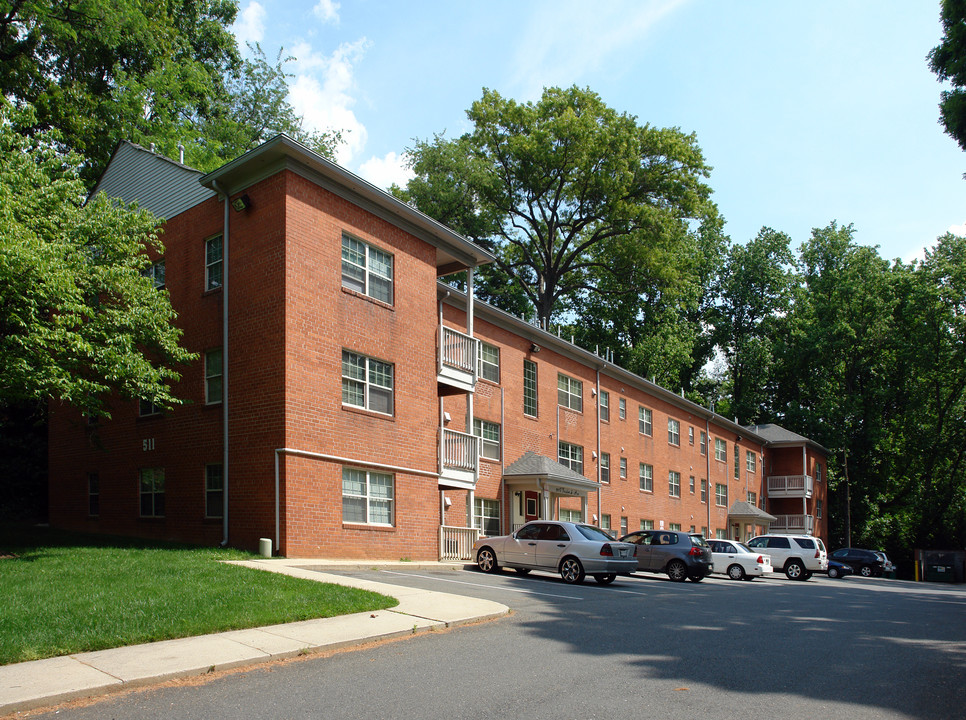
<box><xmin>619</xmin><ymin>530</ymin><xmax>714</xmax><ymax>582</ymax></box>
<box><xmin>826</xmin><ymin>559</ymin><xmax>854</xmax><ymax>579</ymax></box>
<box><xmin>829</xmin><ymin>547</ymin><xmax>885</xmax><ymax>577</ymax></box>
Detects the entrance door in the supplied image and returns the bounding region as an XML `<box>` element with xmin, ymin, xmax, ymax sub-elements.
<box><xmin>524</xmin><ymin>491</ymin><xmax>539</xmax><ymax>522</ymax></box>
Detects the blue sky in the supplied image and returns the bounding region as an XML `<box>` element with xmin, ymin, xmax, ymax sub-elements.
<box><xmin>233</xmin><ymin>0</ymin><xmax>965</xmax><ymax>263</ymax></box>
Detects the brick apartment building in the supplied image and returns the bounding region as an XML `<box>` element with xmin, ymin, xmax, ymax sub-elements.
<box><xmin>47</xmin><ymin>135</ymin><xmax>828</xmax><ymax>559</ymax></box>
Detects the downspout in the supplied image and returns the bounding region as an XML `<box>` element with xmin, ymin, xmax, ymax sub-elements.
<box><xmin>706</xmin><ymin>416</ymin><xmax>712</xmax><ymax>538</ymax></box>
<box><xmin>802</xmin><ymin>444</ymin><xmax>808</xmax><ymax>527</ymax></box>
<box><xmin>211</xmin><ymin>180</ymin><xmax>230</xmax><ymax>548</ymax></box>
<box><xmin>596</xmin><ymin>368</ymin><xmax>602</xmax><ymax>526</ymax></box>
<box><xmin>500</xmin><ymin>386</ymin><xmax>505</xmax><ymax>534</ymax></box>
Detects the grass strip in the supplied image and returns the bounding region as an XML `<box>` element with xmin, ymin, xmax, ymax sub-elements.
<box><xmin>0</xmin><ymin>525</ymin><xmax>397</xmax><ymax>665</ymax></box>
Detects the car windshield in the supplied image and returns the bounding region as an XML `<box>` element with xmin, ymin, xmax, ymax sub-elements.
<box><xmin>689</xmin><ymin>534</ymin><xmax>710</xmax><ymax>547</ymax></box>
<box><xmin>816</xmin><ymin>538</ymin><xmax>826</xmax><ymax>551</ymax></box>
<box><xmin>577</xmin><ymin>524</ymin><xmax>615</xmax><ymax>542</ymax></box>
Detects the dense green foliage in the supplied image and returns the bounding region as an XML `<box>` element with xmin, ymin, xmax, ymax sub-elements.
<box><xmin>0</xmin><ymin>525</ymin><xmax>396</xmax><ymax>664</ymax></box>
<box><xmin>929</xmin><ymin>0</ymin><xmax>966</xmax><ymax>153</ymax></box>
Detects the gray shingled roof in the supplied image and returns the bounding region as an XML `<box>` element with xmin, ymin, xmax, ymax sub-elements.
<box><xmin>744</xmin><ymin>423</ymin><xmax>829</xmax><ymax>454</ymax></box>
<box><xmin>727</xmin><ymin>501</ymin><xmax>777</xmax><ymax>522</ymax></box>
<box><xmin>503</xmin><ymin>451</ymin><xmax>597</xmax><ymax>486</ymax></box>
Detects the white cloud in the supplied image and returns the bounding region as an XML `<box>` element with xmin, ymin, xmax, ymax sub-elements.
<box><xmin>232</xmin><ymin>1</ymin><xmax>266</xmax><ymax>48</ymax></box>
<box><xmin>358</xmin><ymin>152</ymin><xmax>414</xmax><ymax>191</ymax></box>
<box><xmin>313</xmin><ymin>0</ymin><xmax>340</xmax><ymax>24</ymax></box>
<box><xmin>286</xmin><ymin>38</ymin><xmax>371</xmax><ymax>166</ymax></box>
<box><xmin>948</xmin><ymin>221</ymin><xmax>966</xmax><ymax>237</ymax></box>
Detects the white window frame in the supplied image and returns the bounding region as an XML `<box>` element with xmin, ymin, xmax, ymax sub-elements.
<box><xmin>619</xmin><ymin>456</ymin><xmax>627</xmax><ymax>479</ymax></box>
<box><xmin>716</xmin><ymin>482</ymin><xmax>728</xmax><ymax>507</ymax></box>
<box><xmin>668</xmin><ymin>418</ymin><xmax>680</xmax><ymax>446</ymax></box>
<box><xmin>639</xmin><ymin>406</ymin><xmax>652</xmax><ymax>435</ymax></box>
<box><xmin>747</xmin><ymin>490</ymin><xmax>757</xmax><ymax>505</ymax></box>
<box><xmin>689</xmin><ymin>475</ymin><xmax>695</xmax><ymax>494</ymax></box>
<box><xmin>557</xmin><ymin>373</ymin><xmax>583</xmax><ymax>412</ymax></box>
<box><xmin>473</xmin><ymin>418</ymin><xmax>501</xmax><ymax>461</ymax></box>
<box><xmin>700</xmin><ymin>431</ymin><xmax>707</xmax><ymax>455</ymax></box>
<box><xmin>715</xmin><ymin>438</ymin><xmax>727</xmax><ymax>462</ymax></box>
<box><xmin>341</xmin><ymin>234</ymin><xmax>394</xmax><ymax>304</ymax></box>
<box><xmin>669</xmin><ymin>470</ymin><xmax>681</xmax><ymax>497</ymax></box>
<box><xmin>523</xmin><ymin>359</ymin><xmax>538</xmax><ymax>417</ymax></box>
<box><xmin>600</xmin><ymin>452</ymin><xmax>610</xmax><ymax>483</ymax></box>
<box><xmin>599</xmin><ymin>390</ymin><xmax>609</xmax><ymax>421</ymax></box>
<box><xmin>559</xmin><ymin>508</ymin><xmax>582</xmax><ymax>523</ymax></box>
<box><xmin>478</xmin><ymin>342</ymin><xmax>500</xmax><ymax>383</ymax></box>
<box><xmin>641</xmin><ymin>519</ymin><xmax>654</xmax><ymax>530</ymax></box>
<box><xmin>701</xmin><ymin>479</ymin><xmax>707</xmax><ymax>503</ymax></box>
<box><xmin>342</xmin><ymin>350</ymin><xmax>394</xmax><ymax>416</ymax></box>
<box><xmin>639</xmin><ymin>463</ymin><xmax>653</xmax><ymax>493</ymax></box>
<box><xmin>205</xmin><ymin>348</ymin><xmax>223</xmax><ymax>405</ymax></box>
<box><xmin>205</xmin><ymin>235</ymin><xmax>222</xmax><ymax>290</ymax></box>
<box><xmin>619</xmin><ymin>397</ymin><xmax>626</xmax><ymax>420</ymax></box>
<box><xmin>139</xmin><ymin>467</ymin><xmax>165</xmax><ymax>518</ymax></box>
<box><xmin>558</xmin><ymin>441</ymin><xmax>583</xmax><ymax>475</ymax></box>
<box><xmin>342</xmin><ymin>467</ymin><xmax>394</xmax><ymax>526</ymax></box>
<box><xmin>142</xmin><ymin>259</ymin><xmax>165</xmax><ymax>289</ymax></box>
<box><xmin>474</xmin><ymin>498</ymin><xmax>501</xmax><ymax>535</ymax></box>
<box><xmin>746</xmin><ymin>450</ymin><xmax>756</xmax><ymax>473</ymax></box>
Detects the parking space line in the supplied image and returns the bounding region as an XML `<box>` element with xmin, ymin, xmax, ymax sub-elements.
<box><xmin>378</xmin><ymin>570</ymin><xmax>585</xmax><ymax>599</ymax></box>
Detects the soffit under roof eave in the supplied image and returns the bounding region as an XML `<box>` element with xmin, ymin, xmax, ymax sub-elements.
<box><xmin>199</xmin><ymin>135</ymin><xmax>494</xmax><ymax>271</ymax></box>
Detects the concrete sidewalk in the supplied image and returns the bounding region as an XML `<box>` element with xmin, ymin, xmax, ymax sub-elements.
<box><xmin>0</xmin><ymin>559</ymin><xmax>508</xmax><ymax>716</ymax></box>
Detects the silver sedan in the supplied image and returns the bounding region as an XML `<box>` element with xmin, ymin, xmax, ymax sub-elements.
<box><xmin>473</xmin><ymin>520</ymin><xmax>638</xmax><ymax>584</ymax></box>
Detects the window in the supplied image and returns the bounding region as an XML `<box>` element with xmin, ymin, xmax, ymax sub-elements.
<box><xmin>639</xmin><ymin>463</ymin><xmax>653</xmax><ymax>492</ymax></box>
<box><xmin>700</xmin><ymin>431</ymin><xmax>707</xmax><ymax>455</ymax></box>
<box><xmin>701</xmin><ymin>526</ymin><xmax>708</xmax><ymax>537</ymax></box>
<box><xmin>139</xmin><ymin>468</ymin><xmax>165</xmax><ymax>517</ymax></box>
<box><xmin>342</xmin><ymin>467</ymin><xmax>394</xmax><ymax>525</ymax></box>
<box><xmin>689</xmin><ymin>427</ymin><xmax>694</xmax><ymax>445</ymax></box>
<box><xmin>474</xmin><ymin>498</ymin><xmax>501</xmax><ymax>535</ymax></box>
<box><xmin>558</xmin><ymin>441</ymin><xmax>583</xmax><ymax>475</ymax></box>
<box><xmin>139</xmin><ymin>398</ymin><xmax>161</xmax><ymax>417</ymax></box>
<box><xmin>815</xmin><ymin>464</ymin><xmax>823</xmax><ymax>483</ymax></box>
<box><xmin>557</xmin><ymin>373</ymin><xmax>583</xmax><ymax>412</ymax></box>
<box><xmin>734</xmin><ymin>445</ymin><xmax>740</xmax><ymax>478</ymax></box>
<box><xmin>205</xmin><ymin>348</ymin><xmax>223</xmax><ymax>405</ymax></box>
<box><xmin>342</xmin><ymin>350</ymin><xmax>393</xmax><ymax>415</ymax></box>
<box><xmin>641</xmin><ymin>519</ymin><xmax>654</xmax><ymax>530</ymax></box>
<box><xmin>341</xmin><ymin>234</ymin><xmax>393</xmax><ymax>304</ymax></box>
<box><xmin>205</xmin><ymin>235</ymin><xmax>222</xmax><ymax>290</ymax></box>
<box><xmin>600</xmin><ymin>452</ymin><xmax>610</xmax><ymax>483</ymax></box>
<box><xmin>559</xmin><ymin>508</ymin><xmax>582</xmax><ymax>523</ymax></box>
<box><xmin>639</xmin><ymin>406</ymin><xmax>652</xmax><ymax>435</ymax></box>
<box><xmin>669</xmin><ymin>471</ymin><xmax>681</xmax><ymax>497</ymax></box>
<box><xmin>206</xmin><ymin>464</ymin><xmax>223</xmax><ymax>518</ymax></box>
<box><xmin>715</xmin><ymin>438</ymin><xmax>726</xmax><ymax>462</ymax></box>
<box><xmin>142</xmin><ymin>259</ymin><xmax>165</xmax><ymax>288</ymax></box>
<box><xmin>619</xmin><ymin>397</ymin><xmax>626</xmax><ymax>420</ymax></box>
<box><xmin>701</xmin><ymin>479</ymin><xmax>707</xmax><ymax>503</ymax></box>
<box><xmin>620</xmin><ymin>516</ymin><xmax>628</xmax><ymax>536</ymax></box>
<box><xmin>619</xmin><ymin>457</ymin><xmax>627</xmax><ymax>479</ymax></box>
<box><xmin>473</xmin><ymin>418</ymin><xmax>501</xmax><ymax>461</ymax></box>
<box><xmin>523</xmin><ymin>360</ymin><xmax>538</xmax><ymax>417</ymax></box>
<box><xmin>689</xmin><ymin>525</ymin><xmax>696</xmax><ymax>533</ymax></box>
<box><xmin>716</xmin><ymin>528</ymin><xmax>727</xmax><ymax>539</ymax></box>
<box><xmin>479</xmin><ymin>342</ymin><xmax>500</xmax><ymax>383</ymax></box>
<box><xmin>599</xmin><ymin>390</ymin><xmax>610</xmax><ymax>421</ymax></box>
<box><xmin>746</xmin><ymin>450</ymin><xmax>756</xmax><ymax>473</ymax></box>
<box><xmin>747</xmin><ymin>491</ymin><xmax>757</xmax><ymax>505</ymax></box>
<box><xmin>715</xmin><ymin>482</ymin><xmax>728</xmax><ymax>507</ymax></box>
<box><xmin>668</xmin><ymin>418</ymin><xmax>680</xmax><ymax>446</ymax></box>
<box><xmin>669</xmin><ymin>523</ymin><xmax>682</xmax><ymax>531</ymax></box>
<box><xmin>88</xmin><ymin>473</ymin><xmax>99</xmax><ymax>516</ymax></box>
<box><xmin>689</xmin><ymin>475</ymin><xmax>695</xmax><ymax>494</ymax></box>
<box><xmin>600</xmin><ymin>514</ymin><xmax>611</xmax><ymax>531</ymax></box>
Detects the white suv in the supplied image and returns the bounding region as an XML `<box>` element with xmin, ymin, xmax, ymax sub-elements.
<box><xmin>746</xmin><ymin>534</ymin><xmax>828</xmax><ymax>580</ymax></box>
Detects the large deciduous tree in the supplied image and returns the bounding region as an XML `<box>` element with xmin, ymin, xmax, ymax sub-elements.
<box><xmin>929</xmin><ymin>0</ymin><xmax>966</xmax><ymax>153</ymax></box>
<box><xmin>0</xmin><ymin>105</ymin><xmax>194</xmax><ymax>419</ymax></box>
<box><xmin>396</xmin><ymin>86</ymin><xmax>721</xmax><ymax>332</ymax></box>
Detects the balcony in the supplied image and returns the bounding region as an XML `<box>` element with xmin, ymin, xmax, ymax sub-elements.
<box><xmin>770</xmin><ymin>514</ymin><xmax>815</xmax><ymax>534</ymax></box>
<box><xmin>439</xmin><ymin>427</ymin><xmax>479</xmax><ymax>489</ymax></box>
<box><xmin>437</xmin><ymin>325</ymin><xmax>479</xmax><ymax>394</ymax></box>
<box><xmin>767</xmin><ymin>475</ymin><xmax>814</xmax><ymax>498</ymax></box>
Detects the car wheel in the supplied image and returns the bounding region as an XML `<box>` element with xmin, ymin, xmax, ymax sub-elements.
<box><xmin>476</xmin><ymin>547</ymin><xmax>499</xmax><ymax>573</ymax></box>
<box><xmin>560</xmin><ymin>557</ymin><xmax>585</xmax><ymax>584</ymax></box>
<box><xmin>828</xmin><ymin>566</ymin><xmax>840</xmax><ymax>578</ymax></box>
<box><xmin>667</xmin><ymin>560</ymin><xmax>688</xmax><ymax>582</ymax></box>
<box><xmin>689</xmin><ymin>574</ymin><xmax>704</xmax><ymax>583</ymax></box>
<box><xmin>727</xmin><ymin>564</ymin><xmax>745</xmax><ymax>581</ymax></box>
<box><xmin>784</xmin><ymin>560</ymin><xmax>805</xmax><ymax>580</ymax></box>
<box><xmin>860</xmin><ymin>565</ymin><xmax>873</xmax><ymax>577</ymax></box>
<box><xmin>804</xmin><ymin>571</ymin><xmax>813</xmax><ymax>579</ymax></box>
<box><xmin>514</xmin><ymin>567</ymin><xmax>531</xmax><ymax>575</ymax></box>
<box><xmin>595</xmin><ymin>573</ymin><xmax>617</xmax><ymax>585</ymax></box>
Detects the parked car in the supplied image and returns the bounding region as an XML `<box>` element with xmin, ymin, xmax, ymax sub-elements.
<box><xmin>826</xmin><ymin>559</ymin><xmax>854</xmax><ymax>578</ymax></box>
<box><xmin>618</xmin><ymin>530</ymin><xmax>713</xmax><ymax>582</ymax></box>
<box><xmin>875</xmin><ymin>551</ymin><xmax>895</xmax><ymax>574</ymax></box>
<box><xmin>473</xmin><ymin>521</ymin><xmax>638</xmax><ymax>584</ymax></box>
<box><xmin>707</xmin><ymin>539</ymin><xmax>774</xmax><ymax>580</ymax></box>
<box><xmin>746</xmin><ymin>533</ymin><xmax>828</xmax><ymax>580</ymax></box>
<box><xmin>829</xmin><ymin>547</ymin><xmax>885</xmax><ymax>577</ymax></box>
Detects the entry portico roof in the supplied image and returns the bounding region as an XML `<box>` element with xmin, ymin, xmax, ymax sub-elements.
<box><xmin>727</xmin><ymin>501</ymin><xmax>777</xmax><ymax>523</ymax></box>
<box><xmin>503</xmin><ymin>451</ymin><xmax>600</xmax><ymax>494</ymax></box>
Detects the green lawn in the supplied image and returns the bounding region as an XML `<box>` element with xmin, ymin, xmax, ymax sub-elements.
<box><xmin>0</xmin><ymin>525</ymin><xmax>397</xmax><ymax>665</ymax></box>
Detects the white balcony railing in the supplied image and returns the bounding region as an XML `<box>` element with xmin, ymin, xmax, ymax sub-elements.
<box><xmin>439</xmin><ymin>427</ymin><xmax>478</xmax><ymax>488</ymax></box>
<box><xmin>440</xmin><ymin>525</ymin><xmax>480</xmax><ymax>561</ymax></box>
<box><xmin>770</xmin><ymin>514</ymin><xmax>815</xmax><ymax>534</ymax></box>
<box><xmin>438</xmin><ymin>326</ymin><xmax>479</xmax><ymax>392</ymax></box>
<box><xmin>767</xmin><ymin>475</ymin><xmax>814</xmax><ymax>498</ymax></box>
